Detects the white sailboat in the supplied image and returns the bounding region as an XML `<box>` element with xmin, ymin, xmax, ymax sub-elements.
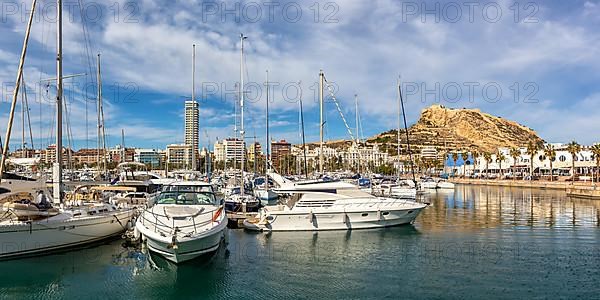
<box><xmin>0</xmin><ymin>0</ymin><xmax>133</xmax><ymax>260</ymax></box>
<box><xmin>224</xmin><ymin>34</ymin><xmax>259</xmax><ymax>212</ymax></box>
<box><xmin>135</xmin><ymin>181</ymin><xmax>227</xmax><ymax>263</ymax></box>
<box><xmin>253</xmin><ymin>70</ymin><xmax>279</xmax><ymax>204</ymax></box>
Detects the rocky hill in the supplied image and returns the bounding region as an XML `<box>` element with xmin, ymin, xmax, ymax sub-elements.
<box><xmin>367</xmin><ymin>105</ymin><xmax>544</xmax><ymax>154</ymax></box>
<box><xmin>303</xmin><ymin>105</ymin><xmax>543</xmax><ymax>155</ymax></box>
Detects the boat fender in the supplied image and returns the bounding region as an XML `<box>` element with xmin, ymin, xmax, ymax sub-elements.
<box><xmin>309</xmin><ymin>210</ymin><xmax>314</xmax><ymax>223</ymax></box>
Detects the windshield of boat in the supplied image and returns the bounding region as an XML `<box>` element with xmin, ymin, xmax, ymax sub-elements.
<box><xmin>157</xmin><ymin>185</ymin><xmax>216</xmax><ymax>205</ymax></box>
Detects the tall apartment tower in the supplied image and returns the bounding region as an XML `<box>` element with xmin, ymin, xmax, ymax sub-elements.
<box><xmin>184</xmin><ymin>100</ymin><xmax>199</xmax><ymax>170</ymax></box>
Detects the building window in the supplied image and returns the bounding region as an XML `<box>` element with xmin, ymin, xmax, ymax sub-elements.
<box><xmin>559</xmin><ymin>155</ymin><xmax>566</xmax><ymax>162</ymax></box>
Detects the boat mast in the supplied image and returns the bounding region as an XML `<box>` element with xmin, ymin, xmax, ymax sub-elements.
<box><xmin>397</xmin><ymin>77</ymin><xmax>401</xmax><ymax>181</ymax></box>
<box><xmin>319</xmin><ymin>70</ymin><xmax>324</xmax><ymax>175</ymax></box>
<box><xmin>398</xmin><ymin>78</ymin><xmax>417</xmax><ymax>185</ymax></box>
<box><xmin>97</xmin><ymin>53</ymin><xmax>106</xmax><ymax>179</ymax></box>
<box><xmin>239</xmin><ymin>34</ymin><xmax>247</xmax><ymax>195</ymax></box>
<box><xmin>299</xmin><ymin>96</ymin><xmax>308</xmax><ymax>177</ymax></box>
<box><xmin>191</xmin><ymin>44</ymin><xmax>197</xmax><ymax>171</ymax></box>
<box><xmin>355</xmin><ymin>93</ymin><xmax>360</xmax><ymax>174</ymax></box>
<box><xmin>265</xmin><ymin>70</ymin><xmax>269</xmax><ymax>190</ymax></box>
<box><xmin>0</xmin><ymin>0</ymin><xmax>37</xmax><ymax>181</ymax></box>
<box><xmin>54</xmin><ymin>0</ymin><xmax>63</xmax><ymax>202</ymax></box>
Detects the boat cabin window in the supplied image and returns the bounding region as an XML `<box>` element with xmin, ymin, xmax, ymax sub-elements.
<box><xmin>0</xmin><ymin>187</ymin><xmax>11</xmax><ymax>194</ymax></box>
<box><xmin>157</xmin><ymin>185</ymin><xmax>216</xmax><ymax>205</ymax></box>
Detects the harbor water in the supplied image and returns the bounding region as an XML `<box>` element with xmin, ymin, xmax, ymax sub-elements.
<box><xmin>1</xmin><ymin>185</ymin><xmax>599</xmax><ymax>299</ymax></box>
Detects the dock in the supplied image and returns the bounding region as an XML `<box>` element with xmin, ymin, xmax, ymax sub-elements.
<box><xmin>226</xmin><ymin>212</ymin><xmax>258</xmax><ymax>229</ymax></box>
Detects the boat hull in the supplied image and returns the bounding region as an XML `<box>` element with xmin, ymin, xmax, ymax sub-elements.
<box><xmin>0</xmin><ymin>210</ymin><xmax>133</xmax><ymax>260</ymax></box>
<box><xmin>140</xmin><ymin>221</ymin><xmax>227</xmax><ymax>264</ymax></box>
<box><xmin>244</xmin><ymin>205</ymin><xmax>426</xmax><ymax>232</ymax></box>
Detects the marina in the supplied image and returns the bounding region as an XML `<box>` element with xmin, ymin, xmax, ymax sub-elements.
<box><xmin>0</xmin><ymin>185</ymin><xmax>599</xmax><ymax>299</ymax></box>
<box><xmin>0</xmin><ymin>0</ymin><xmax>599</xmax><ymax>299</ymax></box>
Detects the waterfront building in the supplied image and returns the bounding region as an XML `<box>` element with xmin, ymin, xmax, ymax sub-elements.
<box><xmin>45</xmin><ymin>144</ymin><xmax>74</xmax><ymax>166</ymax></box>
<box><xmin>271</xmin><ymin>140</ymin><xmax>291</xmax><ymax>171</ymax></box>
<box><xmin>166</xmin><ymin>144</ymin><xmax>193</xmax><ymax>170</ymax></box>
<box><xmin>460</xmin><ymin>143</ymin><xmax>600</xmax><ymax>179</ymax></box>
<box><xmin>213</xmin><ymin>138</ymin><xmax>245</xmax><ymax>163</ymax></box>
<box><xmin>247</xmin><ymin>142</ymin><xmax>262</xmax><ymax>162</ymax></box>
<box><xmin>109</xmin><ymin>145</ymin><xmax>135</xmax><ymax>164</ymax></box>
<box><xmin>134</xmin><ymin>149</ymin><xmax>161</xmax><ymax>167</ymax></box>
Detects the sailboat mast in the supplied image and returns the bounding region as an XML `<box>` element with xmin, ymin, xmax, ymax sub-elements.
<box><xmin>265</xmin><ymin>70</ymin><xmax>269</xmax><ymax>189</ymax></box>
<box><xmin>239</xmin><ymin>34</ymin><xmax>247</xmax><ymax>195</ymax></box>
<box><xmin>191</xmin><ymin>44</ymin><xmax>197</xmax><ymax>171</ymax></box>
<box><xmin>299</xmin><ymin>96</ymin><xmax>308</xmax><ymax>177</ymax></box>
<box><xmin>54</xmin><ymin>0</ymin><xmax>63</xmax><ymax>202</ymax></box>
<box><xmin>319</xmin><ymin>70</ymin><xmax>324</xmax><ymax>175</ymax></box>
<box><xmin>96</xmin><ymin>53</ymin><xmax>102</xmax><ymax>177</ymax></box>
<box><xmin>355</xmin><ymin>93</ymin><xmax>360</xmax><ymax>174</ymax></box>
<box><xmin>397</xmin><ymin>77</ymin><xmax>401</xmax><ymax>179</ymax></box>
<box><xmin>398</xmin><ymin>79</ymin><xmax>417</xmax><ymax>185</ymax></box>
<box><xmin>0</xmin><ymin>0</ymin><xmax>37</xmax><ymax>181</ymax></box>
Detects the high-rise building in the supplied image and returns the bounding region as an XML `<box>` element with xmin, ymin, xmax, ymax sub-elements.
<box><xmin>184</xmin><ymin>100</ymin><xmax>199</xmax><ymax>170</ymax></box>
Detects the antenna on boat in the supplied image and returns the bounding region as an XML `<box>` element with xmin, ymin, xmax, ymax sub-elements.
<box><xmin>0</xmin><ymin>0</ymin><xmax>37</xmax><ymax>182</ymax></box>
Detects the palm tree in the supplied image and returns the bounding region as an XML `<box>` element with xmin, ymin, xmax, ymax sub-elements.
<box><xmin>461</xmin><ymin>151</ymin><xmax>469</xmax><ymax>177</ymax></box>
<box><xmin>510</xmin><ymin>147</ymin><xmax>521</xmax><ymax>180</ymax></box>
<box><xmin>483</xmin><ymin>152</ymin><xmax>492</xmax><ymax>179</ymax></box>
<box><xmin>526</xmin><ymin>141</ymin><xmax>539</xmax><ymax>178</ymax></box>
<box><xmin>451</xmin><ymin>152</ymin><xmax>459</xmax><ymax>177</ymax></box>
<box><xmin>544</xmin><ymin>144</ymin><xmax>556</xmax><ymax>181</ymax></box>
<box><xmin>471</xmin><ymin>149</ymin><xmax>480</xmax><ymax>178</ymax></box>
<box><xmin>566</xmin><ymin>141</ymin><xmax>581</xmax><ymax>182</ymax></box>
<box><xmin>496</xmin><ymin>150</ymin><xmax>506</xmax><ymax>179</ymax></box>
<box><xmin>591</xmin><ymin>144</ymin><xmax>600</xmax><ymax>184</ymax></box>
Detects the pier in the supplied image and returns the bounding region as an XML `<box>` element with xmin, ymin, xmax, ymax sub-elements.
<box><xmin>450</xmin><ymin>178</ymin><xmax>600</xmax><ymax>199</ymax></box>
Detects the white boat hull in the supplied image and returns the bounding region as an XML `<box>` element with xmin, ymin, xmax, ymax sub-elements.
<box><xmin>254</xmin><ymin>189</ymin><xmax>279</xmax><ymax>201</ymax></box>
<box><xmin>136</xmin><ymin>205</ymin><xmax>228</xmax><ymax>264</ymax></box>
<box><xmin>141</xmin><ymin>222</ymin><xmax>226</xmax><ymax>263</ymax></box>
<box><xmin>436</xmin><ymin>182</ymin><xmax>455</xmax><ymax>189</ymax></box>
<box><xmin>244</xmin><ymin>204</ymin><xmax>426</xmax><ymax>232</ymax></box>
<box><xmin>0</xmin><ymin>210</ymin><xmax>133</xmax><ymax>259</ymax></box>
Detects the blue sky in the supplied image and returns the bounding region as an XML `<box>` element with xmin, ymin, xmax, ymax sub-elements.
<box><xmin>1</xmin><ymin>0</ymin><xmax>599</xmax><ymax>151</ymax></box>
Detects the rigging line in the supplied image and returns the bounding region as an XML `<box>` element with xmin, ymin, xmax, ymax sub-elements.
<box><xmin>78</xmin><ymin>0</ymin><xmax>97</xmax><ymax>150</ymax></box>
<box><xmin>398</xmin><ymin>80</ymin><xmax>416</xmax><ymax>185</ymax></box>
<box><xmin>63</xmin><ymin>94</ymin><xmax>74</xmax><ymax>170</ymax></box>
<box><xmin>322</xmin><ymin>77</ymin><xmax>356</xmax><ymax>142</ymax></box>
<box><xmin>21</xmin><ymin>75</ymin><xmax>35</xmax><ymax>150</ymax></box>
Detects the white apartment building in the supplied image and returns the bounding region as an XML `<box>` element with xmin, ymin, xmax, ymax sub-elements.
<box><xmin>166</xmin><ymin>144</ymin><xmax>193</xmax><ymax>169</ymax></box>
<box><xmin>213</xmin><ymin>138</ymin><xmax>246</xmax><ymax>162</ymax></box>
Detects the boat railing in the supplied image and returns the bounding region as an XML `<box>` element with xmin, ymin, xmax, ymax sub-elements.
<box><xmin>141</xmin><ymin>205</ymin><xmax>225</xmax><ymax>235</ymax></box>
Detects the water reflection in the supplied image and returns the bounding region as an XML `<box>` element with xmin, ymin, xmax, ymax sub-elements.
<box><xmin>1</xmin><ymin>185</ymin><xmax>599</xmax><ymax>299</ymax></box>
<box><xmin>419</xmin><ymin>184</ymin><xmax>600</xmax><ymax>231</ymax></box>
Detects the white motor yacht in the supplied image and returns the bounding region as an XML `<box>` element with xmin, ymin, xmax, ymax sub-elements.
<box><xmin>135</xmin><ymin>181</ymin><xmax>227</xmax><ymax>263</ymax></box>
<box><xmin>420</xmin><ymin>177</ymin><xmax>439</xmax><ymax>189</ymax></box>
<box><xmin>243</xmin><ymin>174</ymin><xmax>427</xmax><ymax>232</ymax></box>
<box><xmin>436</xmin><ymin>179</ymin><xmax>455</xmax><ymax>189</ymax></box>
